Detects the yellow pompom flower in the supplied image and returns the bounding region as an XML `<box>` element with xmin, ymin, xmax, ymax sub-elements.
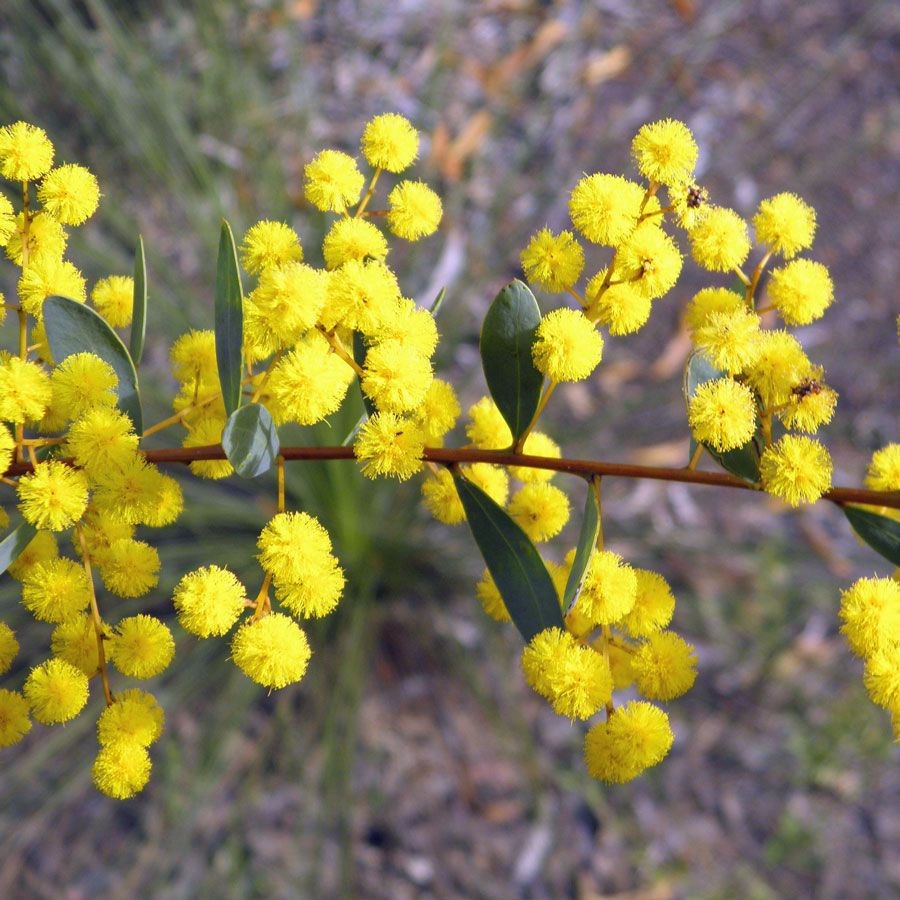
<box><xmin>688</xmin><ymin>206</ymin><xmax>751</xmax><ymax>272</ymax></box>
<box><xmin>370</xmin><ymin>296</ymin><xmax>439</xmax><ymax>357</ymax></box>
<box><xmin>66</xmin><ymin>407</ymin><xmax>139</xmax><ymax>478</ymax></box>
<box><xmin>0</xmin><ymin>121</ymin><xmax>54</xmax><ymax>182</ymax></box>
<box><xmin>97</xmin><ymin>689</ymin><xmax>165</xmax><ymax>747</ymax></box>
<box><xmin>778</xmin><ymin>370</ymin><xmax>837</xmax><ymax>433</ymax></box>
<box><xmin>576</xmin><ymin>550</ymin><xmax>638</xmax><ymax>626</ymax></box>
<box><xmin>520</xmin><ymin>228</ymin><xmax>585</xmax><ymax>293</ymax></box>
<box><xmin>92</xmin><ymin>742</ymin><xmax>152</xmax><ymax>799</ymax></box>
<box><xmin>0</xmin><ymin>622</ymin><xmax>19</xmax><ymax>674</ymax></box>
<box><xmin>180</xmin><ymin>416</ymin><xmax>233</xmax><ymax>479</ymax></box>
<box><xmin>5</xmin><ymin>211</ymin><xmax>67</xmax><ymax>267</ymax></box>
<box><xmin>361</xmin><ymin>339</ymin><xmax>433</xmax><ymax>414</ymax></box>
<box><xmin>18</xmin><ymin>256</ymin><xmax>87</xmax><ymax>317</ymax></box>
<box><xmin>91</xmin><ymin>275</ymin><xmax>134</xmax><ymax>328</ymax></box>
<box><xmin>532</xmin><ymin>308</ymin><xmax>603</xmax><ymax>382</ymax></box>
<box><xmin>257</xmin><ymin>511</ymin><xmax>336</xmax><ymax>585</ymax></box>
<box><xmin>688</xmin><ymin>377</ymin><xmax>757</xmax><ymax>452</ymax></box>
<box><xmin>865</xmin><ymin>444</ymin><xmax>900</xmax><ymax>493</ymax></box>
<box><xmin>568</xmin><ymin>173</ymin><xmax>644</xmax><ymax>246</ymax></box>
<box><xmin>240</xmin><ymin>220</ymin><xmax>303</xmax><ymax>275</ymax></box>
<box><xmin>50</xmin><ymin>352</ymin><xmax>118</xmax><ymax>419</ymax></box>
<box><xmin>231</xmin><ymin>613</ymin><xmax>312</xmax><ymax>689</ymax></box>
<box><xmin>8</xmin><ymin>530</ymin><xmax>58</xmax><ymax>581</ymax></box>
<box><xmin>276</xmin><ymin>558</ymin><xmax>346</xmax><ymax>619</ymax></box>
<box><xmin>0</xmin><ymin>356</ymin><xmax>52</xmax><ymax>423</ymax></box>
<box><xmin>510</xmin><ymin>431</ymin><xmax>561</xmax><ymax>484</ymax></box>
<box><xmin>619</xmin><ymin>569</ymin><xmax>676</xmax><ymax>638</ymax></box>
<box><xmin>767</xmin><ymin>259</ymin><xmax>834</xmax><ymax>326</ymax></box>
<box><xmin>75</xmin><ymin>508</ymin><xmax>135</xmax><ymax>566</ymax></box>
<box><xmin>864</xmin><ymin>645</ymin><xmax>900</xmax><ymax>715</ymax></box>
<box><xmin>0</xmin><ymin>689</ymin><xmax>31</xmax><ymax>747</ymax></box>
<box><xmin>465</xmin><ymin>396</ymin><xmax>512</xmax><ymax>450</ymax></box>
<box><xmin>140</xmin><ymin>474</ymin><xmax>184</xmax><ymax>528</ymax></box>
<box><xmin>17</xmin><ymin>460</ymin><xmax>88</xmax><ymax>532</ymax></box>
<box><xmin>586</xmin><ymin>276</ymin><xmax>652</xmax><ymax>336</ymax></box>
<box><xmin>753</xmin><ymin>192</ymin><xmax>816</xmax><ymax>259</ymax></box>
<box><xmin>250</xmin><ymin>262</ymin><xmax>327</xmax><ymax>348</ymax></box>
<box><xmin>0</xmin><ymin>193</ymin><xmax>15</xmax><ymax>246</ymax></box>
<box><xmin>321</xmin><ymin>258</ymin><xmax>402</xmax><ymax>336</ymax></box>
<box><xmin>522</xmin><ymin>627</ymin><xmax>613</xmax><ymax>720</ymax></box>
<box><xmin>50</xmin><ymin>614</ymin><xmax>102</xmax><ymax>676</ymax></box>
<box><xmin>584</xmin><ymin>701</ymin><xmax>674</xmax><ymax>783</ymax></box>
<box><xmin>355</xmin><ymin>412</ymin><xmax>425</xmax><ymax>481</ymax></box>
<box><xmin>21</xmin><ymin>557</ymin><xmax>91</xmax><ymax>624</ymax></box>
<box><xmin>98</xmin><ymin>538</ymin><xmax>160</xmax><ymax>598</ymax></box>
<box><xmin>616</xmin><ymin>223</ymin><xmax>683</xmax><ymax>299</ymax></box>
<box><xmin>170</xmin><ymin>329</ymin><xmax>218</xmax><ymax>384</ymax></box>
<box><xmin>760</xmin><ymin>434</ymin><xmax>832</xmax><ymax>507</ymax></box>
<box><xmin>109</xmin><ymin>615</ymin><xmax>175</xmax><ymax>679</ymax></box>
<box><xmin>475</xmin><ymin>569</ymin><xmax>511</xmax><ymax>622</ymax></box>
<box><xmin>267</xmin><ymin>333</ymin><xmax>352</xmax><ymax>426</ymax></box>
<box><xmin>693</xmin><ymin>308</ymin><xmax>762</xmax><ymax>375</ymax></box>
<box><xmin>422</xmin><ymin>468</ymin><xmax>465</xmax><ymax>525</ymax></box>
<box><xmin>744</xmin><ymin>330</ymin><xmax>811</xmax><ymax>408</ymax></box>
<box><xmin>0</xmin><ymin>422</ymin><xmax>14</xmax><ymax>475</ymax></box>
<box><xmin>37</xmin><ymin>163</ymin><xmax>100</xmax><ymax>225</ymax></box>
<box><xmin>683</xmin><ymin>287</ymin><xmax>744</xmax><ymax>333</ymax></box>
<box><xmin>173</xmin><ymin>565</ymin><xmax>246</xmax><ymax>638</ymax></box>
<box><xmin>322</xmin><ymin>217</ymin><xmax>388</xmax><ymax>269</ymax></box>
<box><xmin>304</xmin><ymin>149</ymin><xmax>364</xmax><ymax>213</ymax></box>
<box><xmin>631</xmin><ymin>119</ymin><xmax>698</xmax><ymax>186</ymax></box>
<box><xmin>631</xmin><ymin>631</ymin><xmax>697</xmax><ymax>700</ymax></box>
<box><xmin>839</xmin><ymin>577</ymin><xmax>900</xmax><ymax>659</ymax></box>
<box><xmin>386</xmin><ymin>180</ymin><xmax>442</xmax><ymax>240</ymax></box>
<box><xmin>508</xmin><ymin>483</ymin><xmax>570</xmax><ymax>542</ymax></box>
<box><xmin>414</xmin><ymin>378</ymin><xmax>460</xmax><ymax>444</ymax></box>
<box><xmin>361</xmin><ymin>113</ymin><xmax>419</xmax><ymax>173</ymax></box>
<box><xmin>24</xmin><ymin>657</ymin><xmax>89</xmax><ymax>724</ymax></box>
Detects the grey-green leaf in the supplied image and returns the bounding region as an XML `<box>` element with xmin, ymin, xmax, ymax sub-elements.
<box><xmin>221</xmin><ymin>402</ymin><xmax>279</xmax><ymax>478</ymax></box>
<box><xmin>43</xmin><ymin>295</ymin><xmax>143</xmax><ymax>433</ymax></box>
<box><xmin>842</xmin><ymin>504</ymin><xmax>900</xmax><ymax>566</ymax></box>
<box><xmin>563</xmin><ymin>479</ymin><xmax>601</xmax><ymax>614</ymax></box>
<box><xmin>215</xmin><ymin>220</ymin><xmax>244</xmax><ymax>417</ymax></box>
<box><xmin>353</xmin><ymin>331</ymin><xmax>376</xmax><ymax>418</ymax></box>
<box><xmin>683</xmin><ymin>350</ymin><xmax>762</xmax><ymax>484</ymax></box>
<box><xmin>129</xmin><ymin>234</ymin><xmax>147</xmax><ymax>367</ymax></box>
<box><xmin>453</xmin><ymin>469</ymin><xmax>563</xmax><ymax>642</ymax></box>
<box><xmin>429</xmin><ymin>286</ymin><xmax>446</xmax><ymax>317</ymax></box>
<box><xmin>480</xmin><ymin>279</ymin><xmax>544</xmax><ymax>444</ymax></box>
<box><xmin>0</xmin><ymin>522</ymin><xmax>38</xmax><ymax>575</ymax></box>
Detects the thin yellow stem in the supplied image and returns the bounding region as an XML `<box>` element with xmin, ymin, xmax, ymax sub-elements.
<box><xmin>1</xmin><ymin>476</ymin><xmax>18</xmax><ymax>488</ymax></box>
<box><xmin>567</xmin><ymin>286</ymin><xmax>588</xmax><ymax>310</ymax></box>
<box><xmin>277</xmin><ymin>456</ymin><xmax>286</xmax><ymax>513</ymax></box>
<box><xmin>732</xmin><ymin>266</ymin><xmax>752</xmax><ymax>287</ymax></box>
<box><xmin>141</xmin><ymin>391</ymin><xmax>224</xmax><ymax>439</ymax></box>
<box><xmin>250</xmin><ymin>349</ymin><xmax>284</xmax><ymax>403</ymax></box>
<box><xmin>252</xmin><ymin>571</ymin><xmax>273</xmax><ymax>622</ymax></box>
<box><xmin>746</xmin><ymin>249</ymin><xmax>773</xmax><ymax>309</ymax></box>
<box><xmin>354</xmin><ymin>168</ymin><xmax>383</xmax><ymax>218</ymax></box>
<box><xmin>76</xmin><ymin>526</ymin><xmax>114</xmax><ymax>707</ymax></box>
<box><xmin>318</xmin><ymin>326</ymin><xmax>364</xmax><ymax>376</ymax></box>
<box><xmin>686</xmin><ymin>443</ymin><xmax>705</xmax><ymax>471</ymax></box>
<box><xmin>513</xmin><ymin>380</ymin><xmax>558</xmax><ymax>453</ymax></box>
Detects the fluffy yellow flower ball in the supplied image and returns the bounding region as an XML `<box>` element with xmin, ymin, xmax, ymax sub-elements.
<box><xmin>173</xmin><ymin>565</ymin><xmax>247</xmax><ymax>637</ymax></box>
<box><xmin>37</xmin><ymin>163</ymin><xmax>100</xmax><ymax>225</ymax></box>
<box><xmin>17</xmin><ymin>460</ymin><xmax>89</xmax><ymax>532</ymax></box>
<box><xmin>688</xmin><ymin>207</ymin><xmax>751</xmax><ymax>272</ymax></box>
<box><xmin>520</xmin><ymin>229</ymin><xmax>585</xmax><ymax>293</ymax></box>
<box><xmin>631</xmin><ymin>118</ymin><xmax>698</xmax><ymax>186</ymax></box>
<box><xmin>760</xmin><ymin>434</ymin><xmax>832</xmax><ymax>507</ymax></box>
<box><xmin>92</xmin><ymin>742</ymin><xmax>152</xmax><ymax>799</ymax></box>
<box><xmin>584</xmin><ymin>701</ymin><xmax>674</xmax><ymax>783</ymax></box>
<box><xmin>387</xmin><ymin>180</ymin><xmax>443</xmax><ymax>240</ymax></box>
<box><xmin>354</xmin><ymin>412</ymin><xmax>425</xmax><ymax>481</ymax></box>
<box><xmin>569</xmin><ymin>173</ymin><xmax>644</xmax><ymax>246</ymax></box>
<box><xmin>0</xmin><ymin>689</ymin><xmax>32</xmax><ymax>747</ymax></box>
<box><xmin>108</xmin><ymin>614</ymin><xmax>175</xmax><ymax>679</ymax></box>
<box><xmin>753</xmin><ymin>192</ymin><xmax>816</xmax><ymax>259</ymax></box>
<box><xmin>91</xmin><ymin>275</ymin><xmax>134</xmax><ymax>328</ymax></box>
<box><xmin>240</xmin><ymin>220</ymin><xmax>303</xmax><ymax>275</ymax></box>
<box><xmin>688</xmin><ymin>377</ymin><xmax>757</xmax><ymax>452</ymax></box>
<box><xmin>231</xmin><ymin>613</ymin><xmax>312</xmax><ymax>689</ymax></box>
<box><xmin>361</xmin><ymin>113</ymin><xmax>419</xmax><ymax>173</ymax></box>
<box><xmin>532</xmin><ymin>308</ymin><xmax>603</xmax><ymax>382</ymax></box>
<box><xmin>23</xmin><ymin>657</ymin><xmax>89</xmax><ymax>724</ymax></box>
<box><xmin>0</xmin><ymin>121</ymin><xmax>54</xmax><ymax>182</ymax></box>
<box><xmin>304</xmin><ymin>149</ymin><xmax>364</xmax><ymax>213</ymax></box>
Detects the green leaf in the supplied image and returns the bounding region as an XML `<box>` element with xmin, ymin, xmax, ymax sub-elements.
<box><xmin>842</xmin><ymin>504</ymin><xmax>900</xmax><ymax>566</ymax></box>
<box><xmin>0</xmin><ymin>522</ymin><xmax>37</xmax><ymax>575</ymax></box>
<box><xmin>429</xmin><ymin>286</ymin><xmax>446</xmax><ymax>317</ymax></box>
<box><xmin>682</xmin><ymin>350</ymin><xmax>762</xmax><ymax>484</ymax></box>
<box><xmin>129</xmin><ymin>234</ymin><xmax>147</xmax><ymax>367</ymax></box>
<box><xmin>215</xmin><ymin>220</ymin><xmax>244</xmax><ymax>417</ymax></box>
<box><xmin>453</xmin><ymin>469</ymin><xmax>563</xmax><ymax>642</ymax></box>
<box><xmin>479</xmin><ymin>279</ymin><xmax>544</xmax><ymax>444</ymax></box>
<box><xmin>221</xmin><ymin>402</ymin><xmax>279</xmax><ymax>478</ymax></box>
<box><xmin>43</xmin><ymin>295</ymin><xmax>143</xmax><ymax>433</ymax></box>
<box><xmin>563</xmin><ymin>479</ymin><xmax>601</xmax><ymax>614</ymax></box>
<box><xmin>353</xmin><ymin>331</ymin><xmax>376</xmax><ymax>418</ymax></box>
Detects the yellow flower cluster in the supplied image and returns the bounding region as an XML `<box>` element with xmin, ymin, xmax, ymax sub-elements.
<box><xmin>515</xmin><ymin>551</ymin><xmax>694</xmax><ymax>783</ymax></box>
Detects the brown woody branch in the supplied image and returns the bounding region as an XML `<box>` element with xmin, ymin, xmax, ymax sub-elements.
<box><xmin>5</xmin><ymin>445</ymin><xmax>898</xmax><ymax>509</ymax></box>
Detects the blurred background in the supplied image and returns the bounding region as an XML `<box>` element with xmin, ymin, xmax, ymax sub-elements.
<box><xmin>0</xmin><ymin>1</ymin><xmax>898</xmax><ymax>897</ymax></box>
